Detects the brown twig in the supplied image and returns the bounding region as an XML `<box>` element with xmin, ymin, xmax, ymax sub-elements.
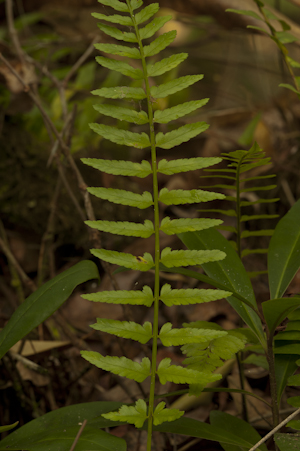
<box><xmin>68</xmin><ymin>419</ymin><xmax>87</xmax><ymax>451</ymax></box>
<box><xmin>63</xmin><ymin>36</ymin><xmax>100</xmax><ymax>86</ymax></box>
<box><xmin>5</xmin><ymin>0</ymin><xmax>24</xmax><ymax>62</ymax></box>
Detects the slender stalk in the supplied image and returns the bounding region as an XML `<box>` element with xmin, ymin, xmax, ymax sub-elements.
<box><xmin>127</xmin><ymin>3</ymin><xmax>160</xmax><ymax>449</ymax></box>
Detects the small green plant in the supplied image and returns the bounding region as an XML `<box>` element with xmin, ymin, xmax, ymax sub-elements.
<box><xmin>79</xmin><ymin>0</ymin><xmax>249</xmax><ymax>448</ymax></box>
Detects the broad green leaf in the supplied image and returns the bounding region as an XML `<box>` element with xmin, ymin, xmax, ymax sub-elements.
<box><xmin>158</xmin><ymin>187</ymin><xmax>225</xmax><ymax>205</ymax></box>
<box><xmin>0</xmin><ymin>261</ymin><xmax>99</xmax><ymax>359</ymax></box>
<box><xmin>85</xmin><ymin>219</ymin><xmax>154</xmax><ymax>238</ymax></box>
<box><xmin>0</xmin><ymin>422</ymin><xmax>18</xmax><ymax>433</ymax></box>
<box><xmin>275</xmin><ymin>355</ymin><xmax>299</xmax><ymax>403</ymax></box>
<box><xmin>153</xmin><ymin>402</ymin><xmax>184</xmax><ymax>426</ymax></box>
<box><xmin>226</xmin><ymin>8</ymin><xmax>262</xmax><ymax>21</ymax></box>
<box><xmin>160</xmin><ymin>217</ymin><xmax>223</xmax><ymax>235</ymax></box>
<box><xmin>91</xmin><ymin>249</ymin><xmax>154</xmax><ymax>271</ymax></box>
<box><xmin>82</xmin><ymin>158</ymin><xmax>152</xmax><ymax>178</ymax></box>
<box><xmin>0</xmin><ymin>402</ymin><xmax>126</xmax><ymax>451</ymax></box>
<box><xmin>134</xmin><ymin>3</ymin><xmax>159</xmax><ymax>25</ymax></box>
<box><xmin>82</xmin><ymin>286</ymin><xmax>154</xmax><ymax>307</ymax></box>
<box><xmin>178</xmin><ymin>229</ymin><xmax>265</xmax><ymax>346</ymax></box>
<box><xmin>89</xmin><ymin>123</ymin><xmax>150</xmax><ymax>148</ymax></box>
<box><xmin>81</xmin><ymin>352</ymin><xmax>151</xmax><ymax>382</ymax></box>
<box><xmin>95</xmin><ymin>56</ymin><xmax>143</xmax><ymax>79</ymax></box>
<box><xmin>97</xmin><ymin>23</ymin><xmax>137</xmax><ymax>43</ymax></box>
<box><xmin>103</xmin><ymin>400</ymin><xmax>147</xmax><ymax>428</ymax></box>
<box><xmin>160</xmin><ymin>283</ymin><xmax>231</xmax><ymax>306</ymax></box>
<box><xmin>144</xmin><ymin>31</ymin><xmax>177</xmax><ymax>58</ymax></box>
<box><xmin>87</xmin><ymin>187</ymin><xmax>153</xmax><ymax>209</ymax></box>
<box><xmin>210</xmin><ymin>411</ymin><xmax>268</xmax><ymax>451</ymax></box>
<box><xmin>268</xmin><ymin>199</ymin><xmax>300</xmax><ymax>299</ymax></box>
<box><xmin>275</xmin><ymin>31</ymin><xmax>297</xmax><ymax>44</ymax></box>
<box><xmin>160</xmin><ymin>247</ymin><xmax>225</xmax><ymax>268</ymax></box>
<box><xmin>157</xmin><ymin>358</ymin><xmax>221</xmax><ymax>385</ymax></box>
<box><xmin>275</xmin><ymin>433</ymin><xmax>300</xmax><ymax>451</ymax></box>
<box><xmin>156</xmin><ymin>122</ymin><xmax>209</xmax><ymax>149</ymax></box>
<box><xmin>94</xmin><ymin>43</ymin><xmax>141</xmax><ymax>59</ymax></box>
<box><xmin>97</xmin><ymin>0</ymin><xmax>129</xmax><ymax>12</ymax></box>
<box><xmin>93</xmin><ymin>104</ymin><xmax>149</xmax><ymax>124</ymax></box>
<box><xmin>275</xmin><ymin>331</ymin><xmax>300</xmax><ymax>341</ymax></box>
<box><xmin>275</xmin><ymin>343</ymin><xmax>300</xmax><ymax>354</ymax></box>
<box><xmin>92</xmin><ymin>86</ymin><xmax>146</xmax><ymax>100</ymax></box>
<box><xmin>155</xmin><ymin>418</ymin><xmax>261</xmax><ymax>448</ymax></box>
<box><xmin>286</xmin><ymin>321</ymin><xmax>300</xmax><ymax>330</ymax></box>
<box><xmin>159</xmin><ymin>322</ymin><xmax>226</xmax><ymax>346</ymax></box>
<box><xmin>92</xmin><ymin>12</ymin><xmax>133</xmax><ymax>27</ymax></box>
<box><xmin>287</xmin><ymin>374</ymin><xmax>300</xmax><ymax>386</ymax></box>
<box><xmin>139</xmin><ymin>15</ymin><xmax>172</xmax><ymax>40</ymax></box>
<box><xmin>151</xmin><ymin>75</ymin><xmax>203</xmax><ymax>99</ymax></box>
<box><xmin>91</xmin><ymin>319</ymin><xmax>152</xmax><ymax>344</ymax></box>
<box><xmin>154</xmin><ymin>99</ymin><xmax>209</xmax><ymax>123</ymax></box>
<box><xmin>147</xmin><ymin>53</ymin><xmax>188</xmax><ymax>77</ymax></box>
<box><xmin>262</xmin><ymin>297</ymin><xmax>300</xmax><ymax>337</ymax></box>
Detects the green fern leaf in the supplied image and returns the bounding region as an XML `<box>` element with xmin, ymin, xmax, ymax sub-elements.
<box><xmin>159</xmin><ymin>322</ymin><xmax>226</xmax><ymax>346</ymax></box>
<box><xmin>81</xmin><ymin>352</ymin><xmax>151</xmax><ymax>382</ymax></box>
<box><xmin>82</xmin><ymin>286</ymin><xmax>154</xmax><ymax>307</ymax></box>
<box><xmin>91</xmin><ymin>249</ymin><xmax>154</xmax><ymax>271</ymax></box>
<box><xmin>87</xmin><ymin>187</ymin><xmax>153</xmax><ymax>209</ymax></box>
<box><xmin>241</xmin><ymin>185</ymin><xmax>276</xmax><ymax>193</ymax></box>
<box><xmin>160</xmin><ymin>283</ymin><xmax>231</xmax><ymax>306</ymax></box>
<box><xmin>96</xmin><ymin>23</ymin><xmax>137</xmax><ymax>43</ymax></box>
<box><xmin>92</xmin><ymin>86</ymin><xmax>146</xmax><ymax>100</ymax></box>
<box><xmin>144</xmin><ymin>31</ymin><xmax>177</xmax><ymax>58</ymax></box>
<box><xmin>154</xmin><ymin>99</ymin><xmax>209</xmax><ymax>123</ymax></box>
<box><xmin>151</xmin><ymin>75</ymin><xmax>203</xmax><ymax>99</ymax></box>
<box><xmin>103</xmin><ymin>399</ymin><xmax>148</xmax><ymax>428</ymax></box>
<box><xmin>82</xmin><ymin>158</ymin><xmax>152</xmax><ymax>178</ymax></box>
<box><xmin>198</xmin><ymin>208</ymin><xmax>237</xmax><ymax>217</ymax></box>
<box><xmin>241</xmin><ymin>248</ymin><xmax>268</xmax><ymax>257</ymax></box>
<box><xmin>240</xmin><ymin>214</ymin><xmax>278</xmax><ymax>222</ymax></box>
<box><xmin>139</xmin><ymin>15</ymin><xmax>172</xmax><ymax>40</ymax></box>
<box><xmin>226</xmin><ymin>8</ymin><xmax>263</xmax><ymax>21</ymax></box>
<box><xmin>97</xmin><ymin>0</ymin><xmax>129</xmax><ymax>12</ymax></box>
<box><xmin>156</xmin><ymin>122</ymin><xmax>209</xmax><ymax>149</ymax></box>
<box><xmin>93</xmin><ymin>104</ymin><xmax>148</xmax><ymax>124</ymax></box>
<box><xmin>95</xmin><ymin>56</ymin><xmax>143</xmax><ymax>79</ymax></box>
<box><xmin>90</xmin><ymin>123</ymin><xmax>150</xmax><ymax>148</ymax></box>
<box><xmin>160</xmin><ymin>217</ymin><xmax>222</xmax><ymax>235</ymax></box>
<box><xmin>91</xmin><ymin>12</ymin><xmax>133</xmax><ymax>27</ymax></box>
<box><xmin>131</xmin><ymin>0</ymin><xmax>144</xmax><ymax>10</ymax></box>
<box><xmin>158</xmin><ymin>188</ymin><xmax>225</xmax><ymax>206</ymax></box>
<box><xmin>157</xmin><ymin>157</ymin><xmax>220</xmax><ymax>174</ymax></box>
<box><xmin>94</xmin><ymin>43</ymin><xmax>141</xmax><ymax>59</ymax></box>
<box><xmin>160</xmin><ymin>247</ymin><xmax>226</xmax><ymax>268</ymax></box>
<box><xmin>241</xmin><ymin>229</ymin><xmax>274</xmax><ymax>238</ymax></box>
<box><xmin>134</xmin><ymin>3</ymin><xmax>160</xmax><ymax>26</ymax></box>
<box><xmin>85</xmin><ymin>219</ymin><xmax>154</xmax><ymax>238</ymax></box>
<box><xmin>157</xmin><ymin>358</ymin><xmax>221</xmax><ymax>385</ymax></box>
<box><xmin>91</xmin><ymin>319</ymin><xmax>152</xmax><ymax>344</ymax></box>
<box><xmin>147</xmin><ymin>53</ymin><xmax>188</xmax><ymax>77</ymax></box>
<box><xmin>153</xmin><ymin>402</ymin><xmax>184</xmax><ymax>426</ymax></box>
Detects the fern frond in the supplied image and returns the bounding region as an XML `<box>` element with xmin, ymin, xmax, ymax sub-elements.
<box><xmin>139</xmin><ymin>15</ymin><xmax>172</xmax><ymax>40</ymax></box>
<box><xmin>96</xmin><ymin>22</ymin><xmax>137</xmax><ymax>43</ymax></box>
<box><xmin>153</xmin><ymin>402</ymin><xmax>184</xmax><ymax>426</ymax></box>
<box><xmin>151</xmin><ymin>75</ymin><xmax>203</xmax><ymax>99</ymax></box>
<box><xmin>91</xmin><ymin>12</ymin><xmax>133</xmax><ymax>26</ymax></box>
<box><xmin>91</xmin><ymin>319</ymin><xmax>152</xmax><ymax>344</ymax></box>
<box><xmin>85</xmin><ymin>219</ymin><xmax>154</xmax><ymax>238</ymax></box>
<box><xmin>160</xmin><ymin>284</ymin><xmax>231</xmax><ymax>306</ymax></box>
<box><xmin>95</xmin><ymin>56</ymin><xmax>143</xmax><ymax>79</ymax></box>
<box><xmin>89</xmin><ymin>123</ymin><xmax>150</xmax><ymax>148</ymax></box>
<box><xmin>134</xmin><ymin>3</ymin><xmax>159</xmax><ymax>25</ymax></box>
<box><xmin>81</xmin><ymin>352</ymin><xmax>151</xmax><ymax>382</ymax></box>
<box><xmin>147</xmin><ymin>53</ymin><xmax>188</xmax><ymax>77</ymax></box>
<box><xmin>154</xmin><ymin>99</ymin><xmax>208</xmax><ymax>123</ymax></box>
<box><xmin>93</xmin><ymin>104</ymin><xmax>148</xmax><ymax>124</ymax></box>
<box><xmin>82</xmin><ymin>286</ymin><xmax>154</xmax><ymax>307</ymax></box>
<box><xmin>97</xmin><ymin>0</ymin><xmax>131</xmax><ymax>12</ymax></box>
<box><xmin>157</xmin><ymin>157</ymin><xmax>220</xmax><ymax>175</ymax></box>
<box><xmin>92</xmin><ymin>86</ymin><xmax>146</xmax><ymax>100</ymax></box>
<box><xmin>156</xmin><ymin>122</ymin><xmax>209</xmax><ymax>149</ymax></box>
<box><xmin>144</xmin><ymin>30</ymin><xmax>177</xmax><ymax>57</ymax></box>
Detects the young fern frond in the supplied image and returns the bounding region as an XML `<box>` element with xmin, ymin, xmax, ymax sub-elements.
<box><xmin>80</xmin><ymin>1</ymin><xmax>242</xmax><ymax>447</ymax></box>
<box><xmin>200</xmin><ymin>143</ymin><xmax>278</xmax><ymax>270</ymax></box>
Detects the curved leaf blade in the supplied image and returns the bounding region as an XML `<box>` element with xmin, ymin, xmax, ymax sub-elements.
<box><xmin>262</xmin><ymin>297</ymin><xmax>300</xmax><ymax>337</ymax></box>
<box><xmin>134</xmin><ymin>3</ymin><xmax>159</xmax><ymax>25</ymax></box>
<box><xmin>85</xmin><ymin>219</ymin><xmax>154</xmax><ymax>238</ymax></box>
<box><xmin>87</xmin><ymin>187</ymin><xmax>153</xmax><ymax>209</ymax></box>
<box><xmin>82</xmin><ymin>286</ymin><xmax>154</xmax><ymax>307</ymax></box>
<box><xmin>160</xmin><ymin>283</ymin><xmax>231</xmax><ymax>306</ymax></box>
<box><xmin>92</xmin><ymin>86</ymin><xmax>146</xmax><ymax>100</ymax></box>
<box><xmin>144</xmin><ymin>30</ymin><xmax>177</xmax><ymax>57</ymax></box>
<box><xmin>156</xmin><ymin>122</ymin><xmax>209</xmax><ymax>149</ymax></box>
<box><xmin>0</xmin><ymin>261</ymin><xmax>99</xmax><ymax>359</ymax></box>
<box><xmin>90</xmin><ymin>123</ymin><xmax>150</xmax><ymax>148</ymax></box>
<box><xmin>158</xmin><ymin>188</ymin><xmax>224</xmax><ymax>205</ymax></box>
<box><xmin>91</xmin><ymin>249</ymin><xmax>154</xmax><ymax>271</ymax></box>
<box><xmin>95</xmin><ymin>56</ymin><xmax>143</xmax><ymax>79</ymax></box>
<box><xmin>91</xmin><ymin>12</ymin><xmax>133</xmax><ymax>26</ymax></box>
<box><xmin>91</xmin><ymin>319</ymin><xmax>152</xmax><ymax>344</ymax></box>
<box><xmin>268</xmin><ymin>199</ymin><xmax>300</xmax><ymax>299</ymax></box>
<box><xmin>97</xmin><ymin>22</ymin><xmax>137</xmax><ymax>43</ymax></box>
<box><xmin>93</xmin><ymin>104</ymin><xmax>148</xmax><ymax>125</ymax></box>
<box><xmin>82</xmin><ymin>158</ymin><xmax>152</xmax><ymax>178</ymax></box>
<box><xmin>160</xmin><ymin>217</ymin><xmax>222</xmax><ymax>235</ymax></box>
<box><xmin>139</xmin><ymin>15</ymin><xmax>172</xmax><ymax>40</ymax></box>
<box><xmin>151</xmin><ymin>75</ymin><xmax>203</xmax><ymax>99</ymax></box>
<box><xmin>147</xmin><ymin>53</ymin><xmax>188</xmax><ymax>77</ymax></box>
<box><xmin>154</xmin><ymin>99</ymin><xmax>209</xmax><ymax>124</ymax></box>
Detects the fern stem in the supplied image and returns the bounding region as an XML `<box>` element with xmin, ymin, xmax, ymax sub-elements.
<box><xmin>235</xmin><ymin>156</ymin><xmax>243</xmax><ymax>259</ymax></box>
<box><xmin>128</xmin><ymin>3</ymin><xmax>160</xmax><ymax>448</ymax></box>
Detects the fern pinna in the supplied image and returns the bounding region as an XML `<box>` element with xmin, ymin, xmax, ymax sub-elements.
<box><xmin>80</xmin><ymin>0</ymin><xmax>244</xmax><ymax>447</ymax></box>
